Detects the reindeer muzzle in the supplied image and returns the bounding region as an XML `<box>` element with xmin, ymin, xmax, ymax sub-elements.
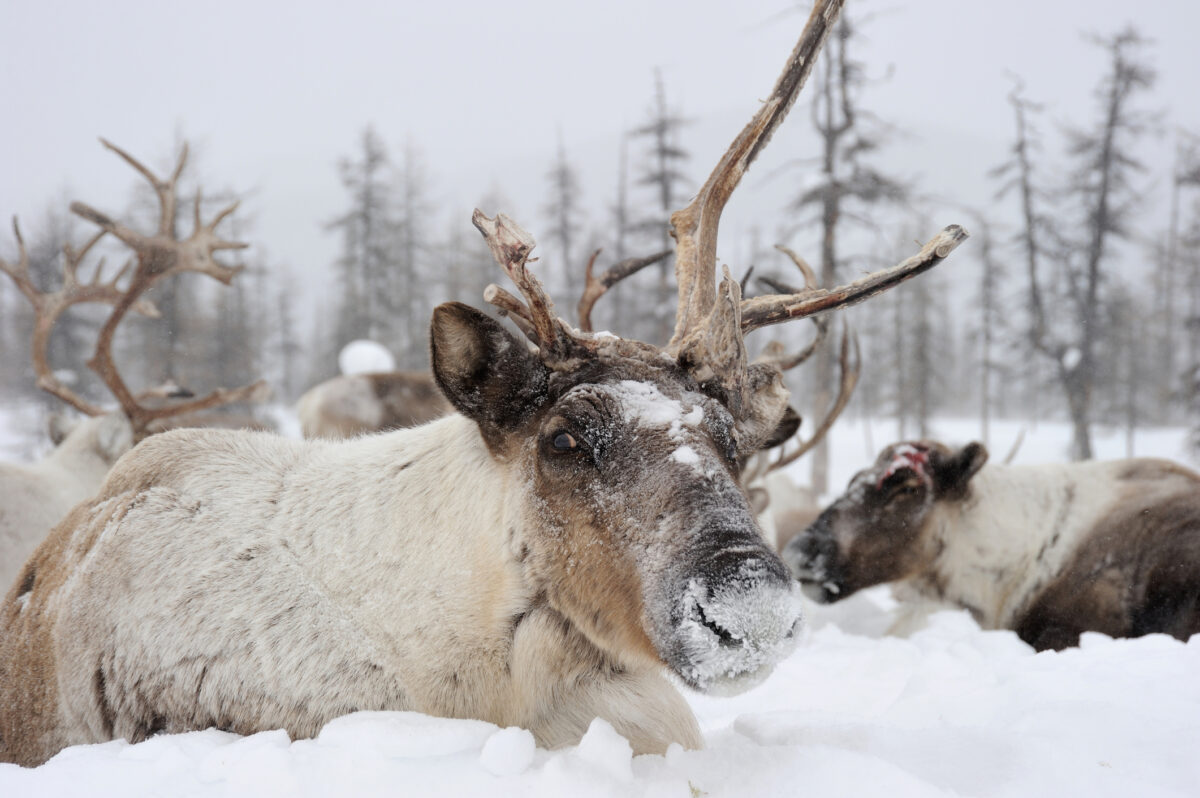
<box><xmin>666</xmin><ymin>541</ymin><xmax>803</xmax><ymax>696</ymax></box>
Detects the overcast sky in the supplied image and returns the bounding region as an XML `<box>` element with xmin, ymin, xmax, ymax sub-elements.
<box><xmin>3</xmin><ymin>0</ymin><xmax>1199</xmax><ymax>317</ymax></box>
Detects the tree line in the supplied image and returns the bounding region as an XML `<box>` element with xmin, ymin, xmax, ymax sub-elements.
<box><xmin>1</xmin><ymin>16</ymin><xmax>1197</xmax><ymax>471</ymax></box>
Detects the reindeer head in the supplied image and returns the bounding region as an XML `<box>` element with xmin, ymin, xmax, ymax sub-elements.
<box><xmin>782</xmin><ymin>440</ymin><xmax>988</xmax><ymax>602</ymax></box>
<box><xmin>425</xmin><ymin>0</ymin><xmax>966</xmax><ymax>693</ymax></box>
<box><xmin>431</xmin><ymin>227</ymin><xmax>803</xmax><ymax>694</ymax></box>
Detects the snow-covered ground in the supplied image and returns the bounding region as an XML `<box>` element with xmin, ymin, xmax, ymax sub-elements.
<box><xmin>1</xmin><ymin>409</ymin><xmax>1198</xmax><ymax>797</ymax></box>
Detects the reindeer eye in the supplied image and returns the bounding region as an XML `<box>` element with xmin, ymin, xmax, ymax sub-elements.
<box><xmin>552</xmin><ymin>432</ymin><xmax>578</xmax><ymax>452</ymax></box>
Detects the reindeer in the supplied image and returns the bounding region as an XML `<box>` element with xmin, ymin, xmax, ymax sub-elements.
<box><xmin>0</xmin><ymin>0</ymin><xmax>967</xmax><ymax>766</ymax></box>
<box><xmin>295</xmin><ymin>371</ymin><xmax>451</xmax><ymax>439</ymax></box>
<box><xmin>0</xmin><ymin>141</ymin><xmax>266</xmax><ymax>593</ymax></box>
<box><xmin>782</xmin><ymin>440</ymin><xmax>1200</xmax><ymax>651</ymax></box>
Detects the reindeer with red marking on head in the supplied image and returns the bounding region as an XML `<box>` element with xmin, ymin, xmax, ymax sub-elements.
<box><xmin>784</xmin><ymin>438</ymin><xmax>1200</xmax><ymax>650</ymax></box>
<box><xmin>0</xmin><ymin>0</ymin><xmax>967</xmax><ymax>766</ymax></box>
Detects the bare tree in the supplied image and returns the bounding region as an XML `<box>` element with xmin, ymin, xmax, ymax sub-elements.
<box><xmin>1164</xmin><ymin>134</ymin><xmax>1200</xmax><ymax>416</ymax></box>
<box><xmin>392</xmin><ymin>140</ymin><xmax>435</xmax><ymax>367</ymax></box>
<box><xmin>327</xmin><ymin>125</ymin><xmax>397</xmax><ymax>351</ymax></box>
<box><xmin>1000</xmin><ymin>29</ymin><xmax>1156</xmax><ymax>459</ymax></box>
<box><xmin>630</xmin><ymin>68</ymin><xmax>691</xmax><ymax>342</ymax></box>
<box><xmin>542</xmin><ymin>132</ymin><xmax>585</xmax><ymax>301</ymax></box>
<box><xmin>966</xmin><ymin>211</ymin><xmax>1006</xmax><ymax>446</ymax></box>
<box><xmin>790</xmin><ymin>14</ymin><xmax>906</xmax><ymax>492</ymax></box>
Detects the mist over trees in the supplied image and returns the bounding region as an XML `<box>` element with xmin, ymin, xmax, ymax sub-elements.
<box><xmin>1</xmin><ymin>19</ymin><xmax>1196</xmax><ymax>465</ymax></box>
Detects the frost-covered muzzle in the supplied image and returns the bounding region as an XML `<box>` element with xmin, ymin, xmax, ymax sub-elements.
<box><xmin>781</xmin><ymin>512</ymin><xmax>844</xmax><ymax>604</ymax></box>
<box><xmin>656</xmin><ymin>537</ymin><xmax>803</xmax><ymax>696</ymax></box>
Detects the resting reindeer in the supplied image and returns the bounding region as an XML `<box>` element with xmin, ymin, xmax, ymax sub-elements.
<box><xmin>295</xmin><ymin>370</ymin><xmax>451</xmax><ymax>439</ymax></box>
<box><xmin>0</xmin><ymin>414</ymin><xmax>131</xmax><ymax>590</ymax></box>
<box><xmin>782</xmin><ymin>440</ymin><xmax>1200</xmax><ymax>651</ymax></box>
<box><xmin>0</xmin><ymin>1</ymin><xmax>968</xmax><ymax>766</ymax></box>
<box><xmin>0</xmin><ymin>171</ymin><xmax>264</xmax><ymax>592</ymax></box>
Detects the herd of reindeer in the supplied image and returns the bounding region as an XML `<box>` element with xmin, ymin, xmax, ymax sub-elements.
<box><xmin>0</xmin><ymin>0</ymin><xmax>1197</xmax><ymax>770</ymax></box>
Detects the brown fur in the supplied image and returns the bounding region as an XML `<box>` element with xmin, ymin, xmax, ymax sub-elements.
<box><xmin>1015</xmin><ymin>464</ymin><xmax>1200</xmax><ymax>650</ymax></box>
<box><xmin>785</xmin><ymin>443</ymin><xmax>1200</xmax><ymax>651</ymax></box>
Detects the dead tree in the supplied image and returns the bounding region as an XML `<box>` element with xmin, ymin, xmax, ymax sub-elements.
<box><xmin>543</xmin><ymin>133</ymin><xmax>586</xmax><ymax>301</ymax></box>
<box><xmin>1001</xmin><ymin>31</ymin><xmax>1156</xmax><ymax>459</ymax></box>
<box><xmin>630</xmin><ymin>68</ymin><xmax>691</xmax><ymax>343</ymax></box>
<box><xmin>790</xmin><ymin>13</ymin><xmax>906</xmax><ymax>492</ymax></box>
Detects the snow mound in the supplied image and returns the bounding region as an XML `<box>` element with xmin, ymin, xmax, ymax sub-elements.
<box><xmin>338</xmin><ymin>340</ymin><xmax>396</xmax><ymax>376</ymax></box>
<box><xmin>3</xmin><ymin>603</ymin><xmax>1199</xmax><ymax>796</ymax></box>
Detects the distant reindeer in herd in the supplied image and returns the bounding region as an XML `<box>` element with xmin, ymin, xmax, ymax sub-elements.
<box><xmin>0</xmin><ymin>0</ymin><xmax>968</xmax><ymax>766</ymax></box>
<box><xmin>295</xmin><ymin>371</ymin><xmax>451</xmax><ymax>439</ymax></box>
<box><xmin>0</xmin><ymin>158</ymin><xmax>265</xmax><ymax>590</ymax></box>
<box><xmin>293</xmin><ymin>248</ymin><xmax>681</xmax><ymax>441</ymax></box>
<box><xmin>783</xmin><ymin>439</ymin><xmax>1200</xmax><ymax>651</ymax></box>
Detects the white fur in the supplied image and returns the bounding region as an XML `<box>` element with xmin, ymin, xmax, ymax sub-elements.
<box><xmin>913</xmin><ymin>461</ymin><xmax>1149</xmax><ymax>630</ymax></box>
<box><xmin>27</xmin><ymin>414</ymin><xmax>701</xmax><ymax>757</ymax></box>
<box><xmin>0</xmin><ymin>413</ymin><xmax>131</xmax><ymax>592</ymax></box>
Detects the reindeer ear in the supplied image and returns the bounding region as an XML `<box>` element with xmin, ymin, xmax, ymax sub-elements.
<box><xmin>933</xmin><ymin>441</ymin><xmax>988</xmax><ymax>498</ymax></box>
<box><xmin>47</xmin><ymin>412</ymin><xmax>80</xmax><ymax>446</ymax></box>
<box><xmin>732</xmin><ymin>362</ymin><xmax>792</xmax><ymax>456</ymax></box>
<box><xmin>759</xmin><ymin>404</ymin><xmax>800</xmax><ymax>451</ymax></box>
<box><xmin>430</xmin><ymin>302</ymin><xmax>549</xmax><ymax>440</ymax></box>
<box><xmin>95</xmin><ymin>413</ymin><xmax>134</xmax><ymax>463</ymax></box>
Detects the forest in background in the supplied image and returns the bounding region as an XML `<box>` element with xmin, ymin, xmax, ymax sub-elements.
<box><xmin>2</xmin><ymin>16</ymin><xmax>1198</xmax><ymax>484</ymax></box>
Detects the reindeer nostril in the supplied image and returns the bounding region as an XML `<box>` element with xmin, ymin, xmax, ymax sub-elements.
<box><xmin>696</xmin><ymin>601</ymin><xmax>738</xmax><ymax>647</ymax></box>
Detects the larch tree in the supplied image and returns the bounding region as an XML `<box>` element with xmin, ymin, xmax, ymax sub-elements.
<box><xmin>542</xmin><ymin>133</ymin><xmax>585</xmax><ymax>302</ymax></box>
<box><xmin>790</xmin><ymin>14</ymin><xmax>906</xmax><ymax>492</ymax></box>
<box><xmin>998</xmin><ymin>29</ymin><xmax>1156</xmax><ymax>460</ymax></box>
<box><xmin>327</xmin><ymin>125</ymin><xmax>398</xmax><ymax>355</ymax></box>
<box><xmin>392</xmin><ymin>140</ymin><xmax>435</xmax><ymax>368</ymax></box>
<box><xmin>630</xmin><ymin>68</ymin><xmax>691</xmax><ymax>343</ymax></box>
<box><xmin>1057</xmin><ymin>28</ymin><xmax>1156</xmax><ymax>459</ymax></box>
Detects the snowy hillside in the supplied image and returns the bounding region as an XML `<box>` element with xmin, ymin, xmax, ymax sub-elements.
<box><xmin>1</xmin><ymin>411</ymin><xmax>1197</xmax><ymax>796</ymax></box>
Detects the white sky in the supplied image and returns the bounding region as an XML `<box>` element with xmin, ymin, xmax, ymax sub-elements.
<box><xmin>3</xmin><ymin>0</ymin><xmax>1198</xmax><ymax>314</ymax></box>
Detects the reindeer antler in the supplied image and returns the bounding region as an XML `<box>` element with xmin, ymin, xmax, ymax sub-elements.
<box><xmin>473</xmin><ymin>0</ymin><xmax>964</xmax><ymax>441</ymax></box>
<box><xmin>70</xmin><ymin>140</ymin><xmax>266</xmax><ymax>433</ymax></box>
<box><xmin>1</xmin><ymin>140</ymin><xmax>268</xmax><ymax>436</ymax></box>
<box><xmin>740</xmin><ymin>226</ymin><xmax>968</xmax><ymax>333</ymax></box>
<box><xmin>577</xmin><ymin>248</ymin><xmax>672</xmax><ymax>332</ymax></box>
<box><xmin>668</xmin><ymin>0</ymin><xmax>845</xmax><ymax>356</ymax></box>
<box><xmin>769</xmin><ymin>323</ymin><xmax>861</xmax><ymax>470</ymax></box>
<box><xmin>753</xmin><ymin>244</ymin><xmax>828</xmax><ymax>370</ymax></box>
<box><xmin>0</xmin><ymin>217</ymin><xmax>160</xmax><ymax>417</ymax></box>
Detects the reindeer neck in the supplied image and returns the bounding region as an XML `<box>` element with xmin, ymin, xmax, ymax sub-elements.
<box><xmin>298</xmin><ymin>413</ymin><xmax>535</xmax><ymax>649</ymax></box>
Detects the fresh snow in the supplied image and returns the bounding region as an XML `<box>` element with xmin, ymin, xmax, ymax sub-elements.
<box><xmin>1</xmin><ymin>412</ymin><xmax>1198</xmax><ymax>796</ymax></box>
<box><xmin>337</xmin><ymin>339</ymin><xmax>396</xmax><ymax>376</ymax></box>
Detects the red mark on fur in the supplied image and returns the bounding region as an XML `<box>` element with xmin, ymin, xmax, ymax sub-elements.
<box><xmin>876</xmin><ymin>444</ymin><xmax>930</xmax><ymax>489</ymax></box>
